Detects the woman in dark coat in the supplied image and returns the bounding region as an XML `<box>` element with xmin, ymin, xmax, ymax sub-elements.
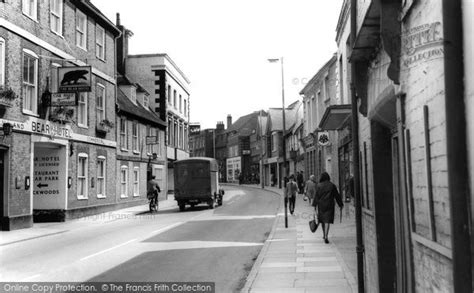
<box><xmin>312</xmin><ymin>172</ymin><xmax>343</xmax><ymax>243</ymax></box>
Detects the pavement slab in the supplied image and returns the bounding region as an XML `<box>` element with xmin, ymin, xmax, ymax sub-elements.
<box><xmin>241</xmin><ymin>185</ymin><xmax>356</xmax><ymax>293</ymax></box>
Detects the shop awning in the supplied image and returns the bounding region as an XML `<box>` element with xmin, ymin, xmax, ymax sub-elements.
<box><xmin>318</xmin><ymin>105</ymin><xmax>352</xmax><ymax>130</ymax></box>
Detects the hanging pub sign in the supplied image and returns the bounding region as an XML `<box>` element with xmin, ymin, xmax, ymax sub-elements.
<box><xmin>318</xmin><ymin>131</ymin><xmax>330</xmax><ymax>146</ymax></box>
<box><xmin>57</xmin><ymin>66</ymin><xmax>92</xmax><ymax>93</ymax></box>
<box><xmin>51</xmin><ymin>93</ymin><xmax>77</xmax><ymax>107</ymax></box>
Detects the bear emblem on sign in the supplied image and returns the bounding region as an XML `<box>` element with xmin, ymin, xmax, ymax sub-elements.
<box><xmin>60</xmin><ymin>70</ymin><xmax>89</xmax><ymax>85</ymax></box>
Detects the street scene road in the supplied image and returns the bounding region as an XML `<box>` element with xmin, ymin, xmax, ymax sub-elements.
<box><xmin>0</xmin><ymin>186</ymin><xmax>280</xmax><ymax>292</ymax></box>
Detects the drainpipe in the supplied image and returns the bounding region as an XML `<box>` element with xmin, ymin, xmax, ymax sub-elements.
<box><xmin>442</xmin><ymin>0</ymin><xmax>472</xmax><ymax>292</ymax></box>
<box><xmin>350</xmin><ymin>0</ymin><xmax>365</xmax><ymax>292</ymax></box>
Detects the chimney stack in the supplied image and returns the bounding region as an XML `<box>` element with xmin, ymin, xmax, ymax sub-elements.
<box><xmin>227</xmin><ymin>115</ymin><xmax>232</xmax><ymax>129</ymax></box>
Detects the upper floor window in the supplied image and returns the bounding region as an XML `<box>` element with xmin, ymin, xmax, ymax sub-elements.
<box><xmin>143</xmin><ymin>95</ymin><xmax>149</xmax><ymax>108</ymax></box>
<box><xmin>179</xmin><ymin>95</ymin><xmax>182</xmax><ymax>113</ymax></box>
<box><xmin>22</xmin><ymin>50</ymin><xmax>38</xmax><ymax>115</ymax></box>
<box><xmin>50</xmin><ymin>63</ymin><xmax>60</xmax><ymax>93</ymax></box>
<box><xmin>50</xmin><ymin>0</ymin><xmax>63</xmax><ymax>35</ymax></box>
<box><xmin>0</xmin><ymin>38</ymin><xmax>5</xmax><ymax>87</ymax></box>
<box><xmin>96</xmin><ymin>83</ymin><xmax>105</xmax><ymax>123</ymax></box>
<box><xmin>76</xmin><ymin>9</ymin><xmax>87</xmax><ymax>50</ymax></box>
<box><xmin>120</xmin><ymin>117</ymin><xmax>127</xmax><ymax>149</ymax></box>
<box><xmin>130</xmin><ymin>87</ymin><xmax>136</xmax><ymax>104</ymax></box>
<box><xmin>272</xmin><ymin>132</ymin><xmax>278</xmax><ymax>152</ymax></box>
<box><xmin>22</xmin><ymin>0</ymin><xmax>38</xmax><ymax>21</ymax></box>
<box><xmin>132</xmin><ymin>121</ymin><xmax>139</xmax><ymax>152</ymax></box>
<box><xmin>167</xmin><ymin>85</ymin><xmax>171</xmax><ymax>103</ymax></box>
<box><xmin>184</xmin><ymin>99</ymin><xmax>187</xmax><ymax>117</ymax></box>
<box><xmin>78</xmin><ymin>92</ymin><xmax>88</xmax><ymax>127</ymax></box>
<box><xmin>146</xmin><ymin>126</ymin><xmax>153</xmax><ymax>154</ymax></box>
<box><xmin>95</xmin><ymin>25</ymin><xmax>105</xmax><ymax>60</ymax></box>
<box><xmin>173</xmin><ymin>90</ymin><xmax>177</xmax><ymax>108</ymax></box>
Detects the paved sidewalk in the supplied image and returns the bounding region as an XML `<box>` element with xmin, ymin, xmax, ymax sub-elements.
<box><xmin>0</xmin><ymin>198</ymin><xmax>178</xmax><ymax>246</ymax></box>
<box><xmin>239</xmin><ymin>184</ymin><xmax>357</xmax><ymax>293</ymax></box>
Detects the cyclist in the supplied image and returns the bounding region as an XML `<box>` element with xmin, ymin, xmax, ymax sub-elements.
<box><xmin>147</xmin><ymin>175</ymin><xmax>161</xmax><ymax>211</ymax></box>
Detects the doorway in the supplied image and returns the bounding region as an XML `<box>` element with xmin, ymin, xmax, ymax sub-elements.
<box><xmin>370</xmin><ymin>94</ymin><xmax>413</xmax><ymax>292</ymax></box>
<box><xmin>32</xmin><ymin>142</ymin><xmax>67</xmax><ymax>221</ymax></box>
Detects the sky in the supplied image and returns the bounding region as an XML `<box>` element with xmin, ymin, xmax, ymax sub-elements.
<box><xmin>94</xmin><ymin>0</ymin><xmax>344</xmax><ymax>129</ymax></box>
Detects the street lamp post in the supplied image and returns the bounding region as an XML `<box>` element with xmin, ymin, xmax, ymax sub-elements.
<box><xmin>268</xmin><ymin>57</ymin><xmax>288</xmax><ymax>228</ymax></box>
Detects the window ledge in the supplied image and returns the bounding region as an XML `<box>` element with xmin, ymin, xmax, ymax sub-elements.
<box><xmin>133</xmin><ymin>150</ymin><xmax>140</xmax><ymax>155</ymax></box>
<box><xmin>133</xmin><ymin>194</ymin><xmax>139</xmax><ymax>197</ymax></box>
<box><xmin>97</xmin><ymin>195</ymin><xmax>106</xmax><ymax>199</ymax></box>
<box><xmin>411</xmin><ymin>232</ymin><xmax>452</xmax><ymax>259</ymax></box>
<box><xmin>120</xmin><ymin>195</ymin><xmax>128</xmax><ymax>199</ymax></box>
<box><xmin>78</xmin><ymin>124</ymin><xmax>89</xmax><ymax>129</ymax></box>
<box><xmin>362</xmin><ymin>207</ymin><xmax>374</xmax><ymax>217</ymax></box>
<box><xmin>77</xmin><ymin>196</ymin><xmax>88</xmax><ymax>200</ymax></box>
<box><xmin>22</xmin><ymin>111</ymin><xmax>39</xmax><ymax>117</ymax></box>
<box><xmin>120</xmin><ymin>148</ymin><xmax>129</xmax><ymax>152</ymax></box>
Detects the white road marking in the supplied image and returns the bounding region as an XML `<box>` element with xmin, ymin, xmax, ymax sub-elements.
<box><xmin>21</xmin><ymin>274</ymin><xmax>41</xmax><ymax>281</ymax></box>
<box><xmin>192</xmin><ymin>215</ymin><xmax>276</xmax><ymax>221</ymax></box>
<box><xmin>152</xmin><ymin>222</ymin><xmax>184</xmax><ymax>234</ymax></box>
<box><xmin>80</xmin><ymin>238</ymin><xmax>137</xmax><ymax>261</ymax></box>
<box><xmin>139</xmin><ymin>241</ymin><xmax>263</xmax><ymax>251</ymax></box>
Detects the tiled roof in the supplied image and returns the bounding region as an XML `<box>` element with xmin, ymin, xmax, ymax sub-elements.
<box><xmin>226</xmin><ymin>111</ymin><xmax>264</xmax><ymax>135</ymax></box>
<box><xmin>116</xmin><ymin>88</ymin><xmax>166</xmax><ymax>127</ymax></box>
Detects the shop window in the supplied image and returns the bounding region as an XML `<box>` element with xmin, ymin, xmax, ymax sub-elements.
<box><xmin>50</xmin><ymin>0</ymin><xmax>63</xmax><ymax>36</ymax></box>
<box><xmin>97</xmin><ymin>156</ymin><xmax>106</xmax><ymax>198</ymax></box>
<box><xmin>77</xmin><ymin>153</ymin><xmax>88</xmax><ymax>199</ymax></box>
<box><xmin>133</xmin><ymin>167</ymin><xmax>139</xmax><ymax>197</ymax></box>
<box><xmin>22</xmin><ymin>49</ymin><xmax>38</xmax><ymax>115</ymax></box>
<box><xmin>120</xmin><ymin>166</ymin><xmax>128</xmax><ymax>198</ymax></box>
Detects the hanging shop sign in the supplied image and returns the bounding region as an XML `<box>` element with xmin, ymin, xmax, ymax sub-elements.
<box><xmin>318</xmin><ymin>131</ymin><xmax>330</xmax><ymax>146</ymax></box>
<box><xmin>51</xmin><ymin>93</ymin><xmax>77</xmax><ymax>107</ymax></box>
<box><xmin>58</xmin><ymin>66</ymin><xmax>92</xmax><ymax>92</ymax></box>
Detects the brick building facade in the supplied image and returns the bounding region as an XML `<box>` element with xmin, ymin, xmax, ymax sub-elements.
<box><xmin>0</xmin><ymin>0</ymin><xmax>120</xmax><ymax>230</ymax></box>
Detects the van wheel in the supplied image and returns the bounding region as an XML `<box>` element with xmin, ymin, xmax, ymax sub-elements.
<box><xmin>179</xmin><ymin>203</ymin><xmax>185</xmax><ymax>211</ymax></box>
<box><xmin>208</xmin><ymin>199</ymin><xmax>215</xmax><ymax>209</ymax></box>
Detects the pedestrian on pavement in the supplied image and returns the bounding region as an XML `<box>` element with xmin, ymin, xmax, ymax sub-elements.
<box><xmin>271</xmin><ymin>173</ymin><xmax>277</xmax><ymax>187</ymax></box>
<box><xmin>312</xmin><ymin>172</ymin><xmax>343</xmax><ymax>244</ymax></box>
<box><xmin>285</xmin><ymin>175</ymin><xmax>298</xmax><ymax>215</ymax></box>
<box><xmin>296</xmin><ymin>171</ymin><xmax>305</xmax><ymax>194</ymax></box>
<box><xmin>304</xmin><ymin>175</ymin><xmax>317</xmax><ymax>205</ymax></box>
<box><xmin>147</xmin><ymin>175</ymin><xmax>161</xmax><ymax>209</ymax></box>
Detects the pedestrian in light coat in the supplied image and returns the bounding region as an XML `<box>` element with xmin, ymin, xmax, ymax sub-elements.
<box><xmin>284</xmin><ymin>175</ymin><xmax>298</xmax><ymax>215</ymax></box>
<box><xmin>312</xmin><ymin>172</ymin><xmax>343</xmax><ymax>244</ymax></box>
<box><xmin>304</xmin><ymin>175</ymin><xmax>317</xmax><ymax>205</ymax></box>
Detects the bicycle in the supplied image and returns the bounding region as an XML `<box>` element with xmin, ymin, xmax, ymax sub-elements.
<box><xmin>148</xmin><ymin>192</ymin><xmax>159</xmax><ymax>212</ymax></box>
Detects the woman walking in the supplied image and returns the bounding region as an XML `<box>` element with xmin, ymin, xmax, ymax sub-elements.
<box><xmin>312</xmin><ymin>172</ymin><xmax>343</xmax><ymax>243</ymax></box>
<box><xmin>304</xmin><ymin>175</ymin><xmax>317</xmax><ymax>205</ymax></box>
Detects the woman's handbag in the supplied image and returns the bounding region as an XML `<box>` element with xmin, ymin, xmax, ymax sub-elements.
<box><xmin>309</xmin><ymin>214</ymin><xmax>319</xmax><ymax>233</ymax></box>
